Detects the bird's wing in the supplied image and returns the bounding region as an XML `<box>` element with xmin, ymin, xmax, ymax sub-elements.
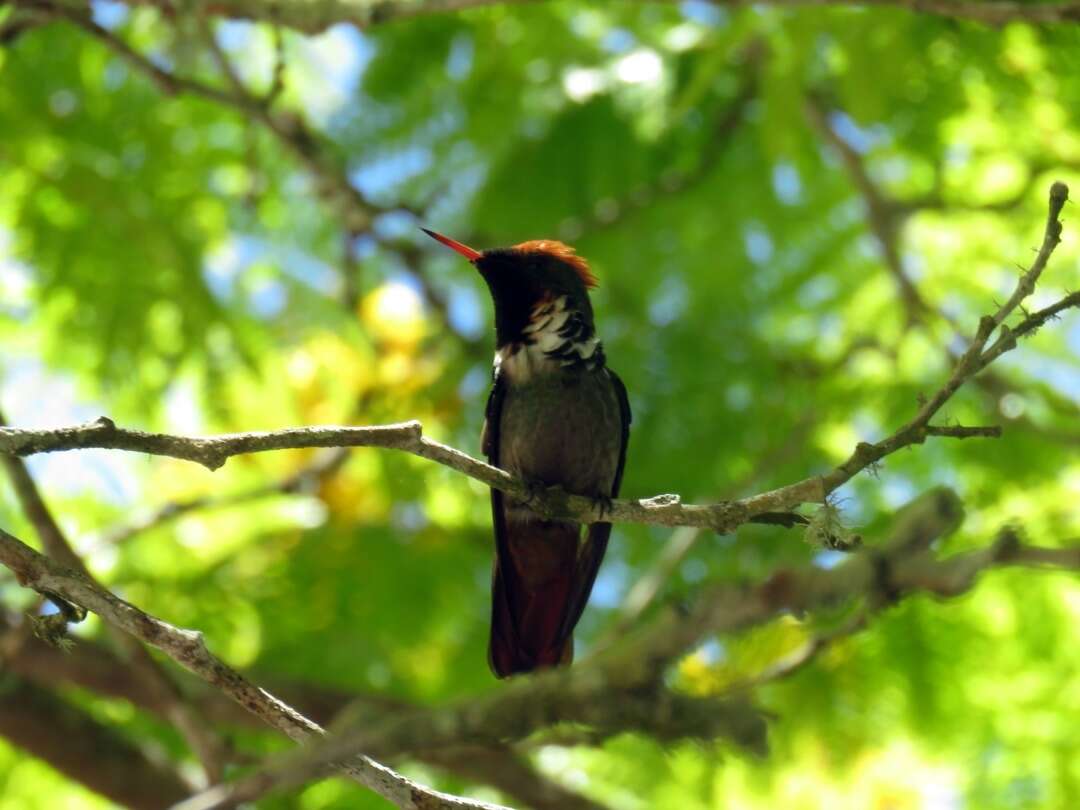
<box><xmin>482</xmin><ymin>366</ymin><xmax>509</xmax><ymax>579</ymax></box>
<box><xmin>484</xmin><ymin>367</ymin><xmax>526</xmax><ymax>675</ymax></box>
<box><xmin>608</xmin><ymin>368</ymin><xmax>633</xmax><ymax>496</ymax></box>
<box><xmin>480</xmin><ymin>364</ymin><xmax>504</xmax><ymax>462</ymax></box>
<box><xmin>556</xmin><ymin>367</ymin><xmax>632</xmax><ymax>643</ymax></box>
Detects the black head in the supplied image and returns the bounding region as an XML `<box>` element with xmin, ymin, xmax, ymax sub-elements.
<box><xmin>423</xmin><ymin>230</ymin><xmax>598</xmax><ymax>346</ymax></box>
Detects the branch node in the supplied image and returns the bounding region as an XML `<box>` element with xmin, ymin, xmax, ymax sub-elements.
<box><xmin>852</xmin><ymin>441</ymin><xmax>875</xmax><ymax>458</ymax></box>
<box><xmin>201</xmin><ymin>450</ymin><xmax>228</xmax><ymax>472</ymax></box>
<box><xmin>92</xmin><ymin>416</ymin><xmax>116</xmax><ymax>431</ymax></box>
<box><xmin>176</xmin><ymin>627</ymin><xmax>210</xmax><ymax>659</ymax></box>
<box><xmin>640</xmin><ymin>493</ymin><xmax>682</xmax><ymax>509</ymax></box>
<box><xmin>975</xmin><ymin>315</ymin><xmax>996</xmax><ymax>342</ymax></box>
<box><xmin>992</xmin><ymin>526</ymin><xmax>1023</xmax><ymax>561</ymax></box>
<box><xmin>925</xmin><ymin>424</ymin><xmax>1003</xmax><ymax>440</ymax></box>
<box><xmin>1049</xmin><ymin>180</ymin><xmax>1069</xmax><ymax>222</ymax></box>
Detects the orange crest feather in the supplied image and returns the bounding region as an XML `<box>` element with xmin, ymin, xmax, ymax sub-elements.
<box><xmin>514</xmin><ymin>240</ymin><xmax>598</xmax><ymax>288</ymax></box>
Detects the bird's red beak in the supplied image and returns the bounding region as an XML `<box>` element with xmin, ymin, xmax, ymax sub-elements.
<box><xmin>422</xmin><ymin>228</ymin><xmax>482</xmax><ymax>262</ymax></box>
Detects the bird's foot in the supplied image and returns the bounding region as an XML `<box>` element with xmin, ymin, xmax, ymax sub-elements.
<box><xmin>514</xmin><ymin>479</ymin><xmax>578</xmax><ymax>521</ymax></box>
<box><xmin>590</xmin><ymin>493</ymin><xmax>614</xmax><ymax>521</ymax></box>
<box><xmin>518</xmin><ymin>477</ymin><xmax>551</xmax><ymax>510</ymax></box>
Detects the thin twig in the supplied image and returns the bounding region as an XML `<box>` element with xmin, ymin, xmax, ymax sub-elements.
<box><xmin>45</xmin><ymin>5</ymin><xmax>264</xmax><ymax>113</ymax></box>
<box><xmin>264</xmin><ymin>23</ymin><xmax>286</xmax><ymax>106</ymax></box>
<box><xmin>93</xmin><ymin>447</ymin><xmax>348</xmax><ymax>548</ymax></box>
<box><xmin>894</xmin><ymin>181</ymin><xmax>1068</xmax><ymax>437</ymax></box>
<box><xmin>51</xmin><ymin>2</ymin><xmax>478</xmax><ymax>342</ymax></box>
<box><xmin>804</xmin><ymin>92</ymin><xmax>928</xmax><ymax>325</ymax></box>
<box><xmin>768</xmin><ymin>182</ymin><xmax>1071</xmax><ymax>510</ymax></box>
<box><xmin>804</xmin><ymin>94</ymin><xmax>1080</xmax><ymax>439</ymax></box>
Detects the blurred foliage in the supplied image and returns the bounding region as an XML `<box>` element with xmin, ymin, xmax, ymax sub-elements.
<box><xmin>1</xmin><ymin>2</ymin><xmax>1079</xmax><ymax>808</ymax></box>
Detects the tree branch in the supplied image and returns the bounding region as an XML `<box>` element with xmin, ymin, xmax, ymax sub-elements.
<box><xmin>0</xmin><ymin>407</ymin><xmax>230</xmax><ymax>785</ymax></box>
<box><xmin>893</xmin><ymin>181</ymin><xmax>1067</xmax><ymax>437</ymax></box>
<box><xmin>37</xmin><ymin>0</ymin><xmax>1080</xmax><ymax>35</ymax></box>
<box><xmin>0</xmin><ymin>616</ymin><xmax>613</xmax><ymax>810</ymax></box>
<box><xmin>0</xmin><ymin>414</ymin><xmax>998</xmax><ymax>532</ymax></box>
<box><xmin>0</xmin><ymin>526</ymin><xmax>510</xmax><ymax>810</ymax></box>
<box><xmin>804</xmin><ymin>92</ymin><xmax>1080</xmax><ymax>441</ymax></box>
<box><xmin>172</xmin><ymin>487</ymin><xmax>1080</xmax><ymax>808</ymax></box>
<box><xmin>180</xmin><ymin>683</ymin><xmax>766</xmax><ymax>809</ymax></box>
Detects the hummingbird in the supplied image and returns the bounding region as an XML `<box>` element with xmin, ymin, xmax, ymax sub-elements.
<box><xmin>424</xmin><ymin>229</ymin><xmax>631</xmax><ymax>678</ymax></box>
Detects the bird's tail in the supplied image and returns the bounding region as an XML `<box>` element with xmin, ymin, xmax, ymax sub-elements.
<box><xmin>488</xmin><ymin>507</ymin><xmax>610</xmax><ymax>678</ymax></box>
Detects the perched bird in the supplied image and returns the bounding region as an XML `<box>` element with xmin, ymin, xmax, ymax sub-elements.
<box><xmin>424</xmin><ymin>229</ymin><xmax>631</xmax><ymax>678</ymax></box>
